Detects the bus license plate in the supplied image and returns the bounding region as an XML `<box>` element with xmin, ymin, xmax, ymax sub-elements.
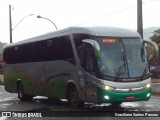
<box><xmin>126</xmin><ymin>96</ymin><xmax>135</xmax><ymax>99</ymax></box>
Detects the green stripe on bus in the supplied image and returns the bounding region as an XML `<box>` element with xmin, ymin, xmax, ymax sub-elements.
<box><xmin>46</xmin><ymin>79</ymin><xmax>67</xmax><ymax>99</ymax></box>
<box><xmin>95</xmin><ymin>50</ymin><xmax>101</xmax><ymax>57</ymax></box>
<box><xmin>4</xmin><ymin>71</ymin><xmax>31</xmax><ymax>93</ymax></box>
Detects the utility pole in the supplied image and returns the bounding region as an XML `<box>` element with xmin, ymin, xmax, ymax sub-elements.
<box><xmin>9</xmin><ymin>4</ymin><xmax>12</xmax><ymax>43</ymax></box>
<box><xmin>137</xmin><ymin>0</ymin><xmax>143</xmax><ymax>39</ymax></box>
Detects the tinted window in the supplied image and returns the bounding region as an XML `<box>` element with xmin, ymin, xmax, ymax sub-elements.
<box><xmin>4</xmin><ymin>36</ymin><xmax>75</xmax><ymax>64</ymax></box>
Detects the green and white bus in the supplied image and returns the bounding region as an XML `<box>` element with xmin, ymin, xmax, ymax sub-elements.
<box><xmin>3</xmin><ymin>27</ymin><xmax>152</xmax><ymax>108</ymax></box>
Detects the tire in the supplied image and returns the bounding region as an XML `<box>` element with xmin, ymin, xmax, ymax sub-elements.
<box><xmin>68</xmin><ymin>86</ymin><xmax>83</xmax><ymax>108</ymax></box>
<box><xmin>17</xmin><ymin>83</ymin><xmax>33</xmax><ymax>101</ymax></box>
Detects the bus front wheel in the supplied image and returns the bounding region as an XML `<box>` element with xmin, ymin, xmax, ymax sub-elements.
<box><xmin>68</xmin><ymin>86</ymin><xmax>83</xmax><ymax>108</ymax></box>
<box><xmin>17</xmin><ymin>83</ymin><xmax>32</xmax><ymax>101</ymax></box>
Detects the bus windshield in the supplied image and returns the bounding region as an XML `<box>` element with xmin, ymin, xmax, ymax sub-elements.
<box><xmin>94</xmin><ymin>37</ymin><xmax>149</xmax><ymax>79</ymax></box>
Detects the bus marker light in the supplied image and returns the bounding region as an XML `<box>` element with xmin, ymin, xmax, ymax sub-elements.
<box><xmin>104</xmin><ymin>95</ymin><xmax>110</xmax><ymax>100</ymax></box>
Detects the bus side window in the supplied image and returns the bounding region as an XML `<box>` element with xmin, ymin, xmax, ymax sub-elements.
<box><xmin>59</xmin><ymin>36</ymin><xmax>76</xmax><ymax>65</ymax></box>
<box><xmin>3</xmin><ymin>47</ymin><xmax>14</xmax><ymax>64</ymax></box>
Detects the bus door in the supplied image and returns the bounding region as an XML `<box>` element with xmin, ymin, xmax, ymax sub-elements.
<box><xmin>79</xmin><ymin>40</ymin><xmax>101</xmax><ymax>103</ymax></box>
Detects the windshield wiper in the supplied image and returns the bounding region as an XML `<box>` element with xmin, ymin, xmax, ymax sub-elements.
<box><xmin>115</xmin><ymin>62</ymin><xmax>127</xmax><ymax>81</ymax></box>
<box><xmin>115</xmin><ymin>50</ymin><xmax>128</xmax><ymax>81</ymax></box>
<box><xmin>122</xmin><ymin>50</ymin><xmax>127</xmax><ymax>71</ymax></box>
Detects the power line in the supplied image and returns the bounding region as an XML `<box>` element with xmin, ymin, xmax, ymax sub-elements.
<box><xmin>143</xmin><ymin>0</ymin><xmax>159</xmax><ymax>4</ymax></box>
<box><xmin>78</xmin><ymin>5</ymin><xmax>136</xmax><ymax>26</ymax></box>
<box><xmin>10</xmin><ymin>0</ymin><xmax>160</xmax><ymax>27</ymax></box>
<box><xmin>77</xmin><ymin>0</ymin><xmax>160</xmax><ymax>26</ymax></box>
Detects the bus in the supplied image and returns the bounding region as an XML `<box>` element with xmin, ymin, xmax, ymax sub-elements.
<box><xmin>3</xmin><ymin>27</ymin><xmax>152</xmax><ymax>108</ymax></box>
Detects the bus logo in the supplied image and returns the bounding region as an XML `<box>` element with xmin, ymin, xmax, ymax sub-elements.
<box><xmin>129</xmin><ymin>88</ymin><xmax>132</xmax><ymax>92</ymax></box>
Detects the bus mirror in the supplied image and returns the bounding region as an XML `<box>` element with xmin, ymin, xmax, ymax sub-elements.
<box><xmin>144</xmin><ymin>40</ymin><xmax>159</xmax><ymax>59</ymax></box>
<box><xmin>82</xmin><ymin>39</ymin><xmax>100</xmax><ymax>51</ymax></box>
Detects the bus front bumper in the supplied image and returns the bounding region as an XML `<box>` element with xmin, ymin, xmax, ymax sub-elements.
<box><xmin>97</xmin><ymin>87</ymin><xmax>151</xmax><ymax>104</ymax></box>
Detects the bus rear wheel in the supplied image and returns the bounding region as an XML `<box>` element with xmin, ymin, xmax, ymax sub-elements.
<box><xmin>17</xmin><ymin>83</ymin><xmax>32</xmax><ymax>101</ymax></box>
<box><xmin>68</xmin><ymin>86</ymin><xmax>83</xmax><ymax>108</ymax></box>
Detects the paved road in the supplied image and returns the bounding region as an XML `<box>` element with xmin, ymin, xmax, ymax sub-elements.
<box><xmin>0</xmin><ymin>85</ymin><xmax>160</xmax><ymax>120</ymax></box>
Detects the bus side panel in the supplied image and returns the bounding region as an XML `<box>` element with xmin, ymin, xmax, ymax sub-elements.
<box><xmin>45</xmin><ymin>61</ymin><xmax>77</xmax><ymax>99</ymax></box>
<box><xmin>4</xmin><ymin>64</ymin><xmax>33</xmax><ymax>94</ymax></box>
<box><xmin>46</xmin><ymin>76</ymin><xmax>68</xmax><ymax>99</ymax></box>
<box><xmin>4</xmin><ymin>69</ymin><xmax>18</xmax><ymax>93</ymax></box>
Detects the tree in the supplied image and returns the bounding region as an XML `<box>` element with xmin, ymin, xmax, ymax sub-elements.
<box><xmin>150</xmin><ymin>28</ymin><xmax>160</xmax><ymax>43</ymax></box>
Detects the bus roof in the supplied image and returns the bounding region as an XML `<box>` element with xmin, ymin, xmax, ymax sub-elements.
<box><xmin>69</xmin><ymin>26</ymin><xmax>140</xmax><ymax>37</ymax></box>
<box><xmin>5</xmin><ymin>26</ymin><xmax>141</xmax><ymax>47</ymax></box>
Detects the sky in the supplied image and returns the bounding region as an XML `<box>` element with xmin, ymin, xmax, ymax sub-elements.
<box><xmin>0</xmin><ymin>0</ymin><xmax>160</xmax><ymax>43</ymax></box>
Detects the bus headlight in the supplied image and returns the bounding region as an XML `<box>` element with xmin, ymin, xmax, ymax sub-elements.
<box><xmin>96</xmin><ymin>82</ymin><xmax>115</xmax><ymax>91</ymax></box>
<box><xmin>104</xmin><ymin>85</ymin><xmax>115</xmax><ymax>91</ymax></box>
<box><xmin>145</xmin><ymin>83</ymin><xmax>151</xmax><ymax>89</ymax></box>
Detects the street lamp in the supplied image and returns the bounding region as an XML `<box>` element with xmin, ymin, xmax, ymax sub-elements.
<box><xmin>12</xmin><ymin>14</ymin><xmax>35</xmax><ymax>31</ymax></box>
<box><xmin>9</xmin><ymin>13</ymin><xmax>35</xmax><ymax>43</ymax></box>
<box><xmin>9</xmin><ymin>4</ymin><xmax>58</xmax><ymax>43</ymax></box>
<box><xmin>37</xmin><ymin>15</ymin><xmax>58</xmax><ymax>30</ymax></box>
